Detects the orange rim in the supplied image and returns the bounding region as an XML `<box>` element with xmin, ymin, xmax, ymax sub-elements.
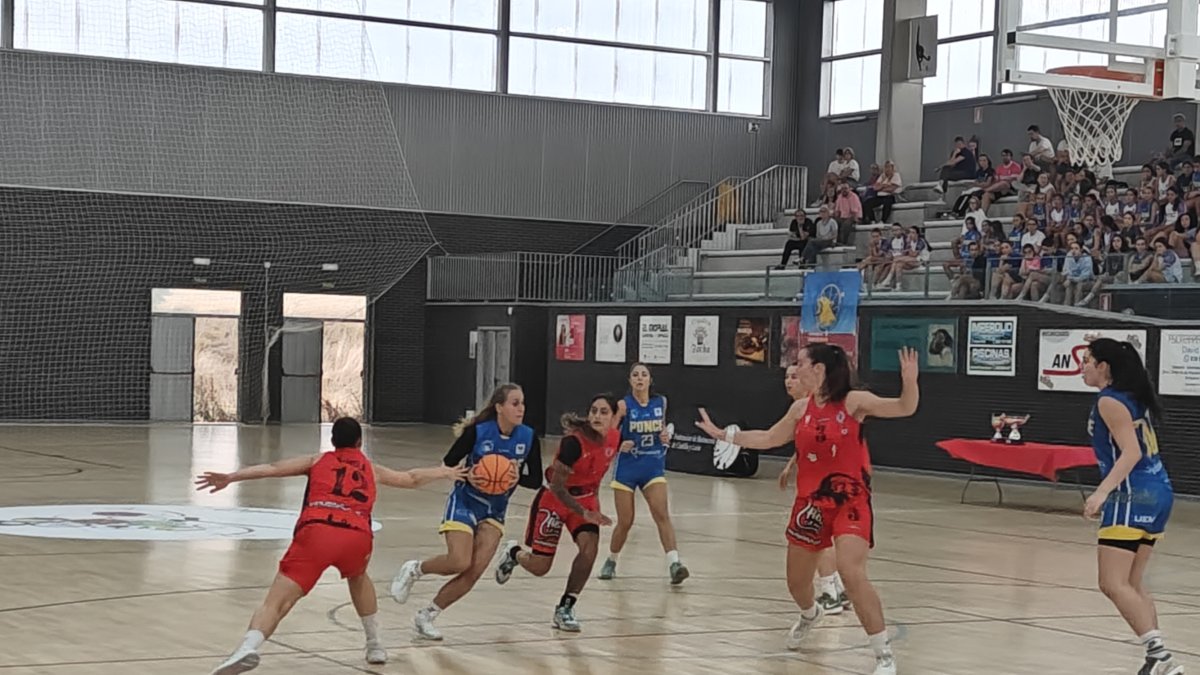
<box><xmin>1046</xmin><ymin>60</ymin><xmax>1164</xmax><ymax>97</ymax></box>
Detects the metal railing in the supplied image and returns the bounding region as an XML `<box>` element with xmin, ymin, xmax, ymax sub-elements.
<box><xmin>616</xmin><ymin>165</ymin><xmax>806</xmax><ymax>263</ymax></box>
<box><xmin>614</xmin><ymin>175</ymin><xmax>748</xmax><ymax>260</ymax></box>
<box><xmin>427</xmin><ymin>252</ymin><xmax>625</xmax><ymax>302</ymax></box>
<box><xmin>616</xmin><ymin>180</ymin><xmax>711</xmax><ymax>226</ymax></box>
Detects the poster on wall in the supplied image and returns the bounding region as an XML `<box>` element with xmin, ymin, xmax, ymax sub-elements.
<box><xmin>734</xmin><ymin>317</ymin><xmax>770</xmax><ymax>366</ymax></box>
<box><xmin>554</xmin><ymin>314</ymin><xmax>585</xmax><ymax>361</ymax></box>
<box><xmin>1158</xmin><ymin>329</ymin><xmax>1200</xmax><ymax>396</ymax></box>
<box><xmin>1038</xmin><ymin>329</ymin><xmax>1147</xmax><ymax>392</ymax></box>
<box><xmin>595</xmin><ymin>315</ymin><xmax>627</xmax><ymax>363</ymax></box>
<box><xmin>683</xmin><ymin>316</ymin><xmax>720</xmax><ymax>366</ymax></box>
<box><xmin>780</xmin><ymin>316</ymin><xmax>858</xmax><ymax>368</ymax></box>
<box><xmin>966</xmin><ymin>316</ymin><xmax>1018</xmax><ymax>377</ymax></box>
<box><xmin>638</xmin><ymin>315</ymin><xmax>672</xmax><ymax>365</ymax></box>
<box><xmin>869</xmin><ymin>317</ymin><xmax>957</xmax><ymax>373</ymax></box>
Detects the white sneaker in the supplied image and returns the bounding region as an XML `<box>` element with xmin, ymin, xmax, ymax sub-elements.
<box><xmin>785</xmin><ymin>605</ymin><xmax>824</xmax><ymax>651</ymax></box>
<box><xmin>815</xmin><ymin>589</ymin><xmax>844</xmax><ymax>616</ymax></box>
<box><xmin>365</xmin><ymin>644</ymin><xmax>387</xmax><ymax>664</ymax></box>
<box><xmin>495</xmin><ymin>540</ymin><xmax>519</xmax><ymax>585</ymax></box>
<box><xmin>391</xmin><ymin>560</ymin><xmax>420</xmax><ymax>604</ymax></box>
<box><xmin>1142</xmin><ymin>657</ymin><xmax>1185</xmax><ymax>675</ymax></box>
<box><xmin>413</xmin><ymin>608</ymin><xmax>443</xmax><ymax>641</ymax></box>
<box><xmin>212</xmin><ymin>647</ymin><xmax>260</xmax><ymax>675</ymax></box>
<box><xmin>873</xmin><ymin>653</ymin><xmax>897</xmax><ymax>675</ymax></box>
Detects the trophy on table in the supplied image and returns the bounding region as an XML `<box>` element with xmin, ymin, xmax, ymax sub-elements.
<box><xmin>991</xmin><ymin>413</ymin><xmax>1031</xmax><ymax>444</ymax></box>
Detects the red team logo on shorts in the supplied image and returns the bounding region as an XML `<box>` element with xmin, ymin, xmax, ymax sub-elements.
<box><xmin>533</xmin><ymin>508</ymin><xmax>563</xmax><ymax>549</ymax></box>
<box><xmin>788</xmin><ymin>500</ymin><xmax>825</xmax><ymax>546</ymax></box>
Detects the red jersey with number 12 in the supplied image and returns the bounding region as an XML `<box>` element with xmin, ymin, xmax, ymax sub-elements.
<box><xmin>546</xmin><ymin>429</ymin><xmax>621</xmax><ymax>494</ymax></box>
<box><xmin>297</xmin><ymin>449</ymin><xmax>376</xmax><ymax>535</ymax></box>
<box><xmin>793</xmin><ymin>398</ymin><xmax>870</xmax><ymax>498</ymax></box>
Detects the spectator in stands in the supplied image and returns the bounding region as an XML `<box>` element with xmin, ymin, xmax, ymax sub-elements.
<box><xmin>777</xmin><ymin>208</ymin><xmax>815</xmax><ymax>269</ymax></box>
<box><xmin>1137</xmin><ymin>164</ymin><xmax>1155</xmax><ymax>192</ymax></box>
<box><xmin>1120</xmin><ymin>188</ymin><xmax>1138</xmax><ymax>218</ymax></box>
<box><xmin>832</xmin><ymin>182</ymin><xmax>863</xmax><ymax>245</ymax></box>
<box><xmin>1183</xmin><ymin>161</ymin><xmax>1200</xmax><ymax>212</ymax></box>
<box><xmin>983</xmin><ymin>149</ymin><xmax>1022</xmax><ymax>211</ymax></box>
<box><xmin>1135</xmin><ymin>186</ymin><xmax>1157</xmax><ymax>226</ymax></box>
<box><xmin>952</xmin><ymin>154</ymin><xmax>995</xmax><ymax>216</ymax></box>
<box><xmin>945</xmin><ymin>216</ymin><xmax>982</xmax><ymax>280</ymax></box>
<box><xmin>1027</xmin><ymin>125</ymin><xmax>1055</xmax><ymax>170</ymax></box>
<box><xmin>1102</xmin><ymin>185</ymin><xmax>1121</xmax><ymax>218</ymax></box>
<box><xmin>949</xmin><ymin>241</ymin><xmax>987</xmax><ymax>299</ymax></box>
<box><xmin>1140</xmin><ymin>238</ymin><xmax>1183</xmax><ymax>283</ymax></box>
<box><xmin>877</xmin><ymin>225</ymin><xmax>929</xmax><ymax>290</ymax></box>
<box><xmin>1060</xmin><ymin>240</ymin><xmax>1095</xmax><ymax>305</ymax></box>
<box><xmin>1153</xmin><ymin>162</ymin><xmax>1176</xmax><ymax>202</ymax></box>
<box><xmin>1020</xmin><ymin>215</ymin><xmax>1046</xmax><ymax>252</ymax></box>
<box><xmin>801</xmin><ymin>206</ymin><xmax>839</xmax><ymax>265</ymax></box>
<box><xmin>1156</xmin><ymin>187</ymin><xmax>1184</xmax><ymax>236</ymax></box>
<box><xmin>1048</xmin><ymin>193</ymin><xmax>1067</xmax><ymax>233</ymax></box>
<box><xmin>1167</xmin><ymin>113</ymin><xmax>1194</xmax><ymax>168</ymax></box>
<box><xmin>960</xmin><ymin>195</ymin><xmax>987</xmax><ymax>236</ymax></box>
<box><xmin>858</xmin><ymin>227</ymin><xmax>889</xmax><ymax>284</ymax></box>
<box><xmin>857</xmin><ymin>163</ymin><xmax>882</xmax><ymax>199</ymax></box>
<box><xmin>990</xmin><ymin>241</ymin><xmax>1021</xmax><ymax>299</ymax></box>
<box><xmin>1166</xmin><ymin>211</ymin><xmax>1194</xmax><ymax>258</ymax></box>
<box><xmin>822</xmin><ymin>148</ymin><xmax>860</xmax><ymax>197</ymax></box>
<box><xmin>1119</xmin><ymin>211</ymin><xmax>1144</xmax><ymax>244</ymax></box>
<box><xmin>1052</xmin><ymin>148</ymin><xmax>1076</xmax><ymax>194</ymax></box>
<box><xmin>862</xmin><ymin>160</ymin><xmax>903</xmax><ymax>224</ymax></box>
<box><xmin>1127</xmin><ymin>237</ymin><xmax>1154</xmax><ymax>282</ymax></box>
<box><xmin>934</xmin><ymin>136</ymin><xmax>976</xmax><ymax>194</ymax></box>
<box><xmin>1012</xmin><ymin>243</ymin><xmax>1049</xmax><ymax>301</ymax></box>
<box><xmin>815</xmin><ymin>183</ymin><xmax>838</xmax><ymax>209</ymax></box>
<box><xmin>1019</xmin><ymin>171</ymin><xmax>1054</xmax><ymax>220</ymax></box>
<box><xmin>1076</xmin><ymin>235</ymin><xmax>1131</xmax><ymax>307</ymax></box>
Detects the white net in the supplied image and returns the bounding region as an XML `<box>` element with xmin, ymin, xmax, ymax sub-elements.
<box><xmin>2</xmin><ymin>0</ymin><xmax>438</xmax><ymax>422</ymax></box>
<box><xmin>1047</xmin><ymin>86</ymin><xmax>1141</xmax><ymax>180</ymax></box>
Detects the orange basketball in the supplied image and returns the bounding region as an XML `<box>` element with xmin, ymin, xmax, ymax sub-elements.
<box><xmin>472</xmin><ymin>454</ymin><xmax>516</xmax><ymax>495</ymax></box>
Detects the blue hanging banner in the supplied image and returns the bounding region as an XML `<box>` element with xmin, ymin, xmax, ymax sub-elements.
<box><xmin>800</xmin><ymin>270</ymin><xmax>861</xmax><ymax>335</ymax></box>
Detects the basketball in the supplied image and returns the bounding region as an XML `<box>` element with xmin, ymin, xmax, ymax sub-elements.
<box><xmin>471</xmin><ymin>454</ymin><xmax>516</xmax><ymax>495</ymax></box>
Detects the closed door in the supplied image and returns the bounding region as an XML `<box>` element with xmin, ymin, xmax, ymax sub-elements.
<box><xmin>281</xmin><ymin>321</ymin><xmax>322</xmax><ymax>423</ymax></box>
<box><xmin>474</xmin><ymin>328</ymin><xmax>511</xmax><ymax>409</ymax></box>
<box><xmin>150</xmin><ymin>315</ymin><xmax>194</xmax><ymax>421</ymax></box>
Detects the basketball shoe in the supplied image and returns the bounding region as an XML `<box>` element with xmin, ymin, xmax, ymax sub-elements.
<box><xmin>785</xmin><ymin>604</ymin><xmax>824</xmax><ymax>651</ymax></box>
<box><xmin>390</xmin><ymin>560</ymin><xmax>421</xmax><ymax>604</ymax></box>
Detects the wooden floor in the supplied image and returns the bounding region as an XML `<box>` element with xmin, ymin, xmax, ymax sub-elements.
<box><xmin>0</xmin><ymin>424</ymin><xmax>1197</xmax><ymax>675</ymax></box>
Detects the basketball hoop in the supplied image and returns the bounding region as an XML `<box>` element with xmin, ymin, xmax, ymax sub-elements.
<box><xmin>1045</xmin><ymin>62</ymin><xmax>1165</xmax><ymax>180</ymax></box>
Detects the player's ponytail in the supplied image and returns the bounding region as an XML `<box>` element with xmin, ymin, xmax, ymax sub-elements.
<box><xmin>1088</xmin><ymin>338</ymin><xmax>1162</xmax><ymax>422</ymax></box>
<box><xmin>453</xmin><ymin>383</ymin><xmax>523</xmax><ymax>438</ymax></box>
<box><xmin>560</xmin><ymin>393</ymin><xmax>620</xmax><ymax>442</ymax></box>
<box><xmin>804</xmin><ymin>343</ymin><xmax>856</xmax><ymax>402</ymax></box>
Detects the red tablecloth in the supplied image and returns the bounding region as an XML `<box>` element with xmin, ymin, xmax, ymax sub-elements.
<box><xmin>936</xmin><ymin>438</ymin><xmax>1096</xmax><ymax>481</ymax></box>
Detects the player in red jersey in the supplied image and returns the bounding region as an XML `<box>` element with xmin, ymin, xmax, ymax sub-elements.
<box><xmin>196</xmin><ymin>418</ymin><xmax>465</xmax><ymax>675</ymax></box>
<box><xmin>492</xmin><ymin>394</ymin><xmax>621</xmax><ymax>632</ymax></box>
<box><xmin>777</xmin><ymin>364</ymin><xmax>852</xmax><ymax>616</ymax></box>
<box><xmin>697</xmin><ymin>345</ymin><xmax>918</xmax><ymax>675</ymax></box>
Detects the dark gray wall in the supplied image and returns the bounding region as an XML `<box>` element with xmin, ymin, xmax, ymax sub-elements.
<box><xmin>425</xmin><ymin>301</ymin><xmax>1200</xmax><ymax>495</ymax></box>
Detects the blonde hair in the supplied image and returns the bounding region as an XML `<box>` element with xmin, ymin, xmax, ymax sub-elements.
<box><xmin>452</xmin><ymin>383</ymin><xmax>522</xmax><ymax>438</ymax></box>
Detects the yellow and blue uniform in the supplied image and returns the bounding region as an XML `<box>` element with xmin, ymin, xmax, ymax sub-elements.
<box><xmin>612</xmin><ymin>394</ymin><xmax>668</xmax><ymax>492</ymax></box>
<box><xmin>440</xmin><ymin>420</ymin><xmax>540</xmax><ymax>534</ymax></box>
<box><xmin>1088</xmin><ymin>387</ymin><xmax>1174</xmax><ymax>542</ymax></box>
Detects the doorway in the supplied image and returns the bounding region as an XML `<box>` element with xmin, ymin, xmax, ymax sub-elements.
<box><xmin>150</xmin><ymin>288</ymin><xmax>241</xmax><ymax>422</ymax></box>
<box><xmin>280</xmin><ymin>293</ymin><xmax>366</xmax><ymax>423</ymax></box>
<box><xmin>473</xmin><ymin>327</ymin><xmax>511</xmax><ymax>411</ymax></box>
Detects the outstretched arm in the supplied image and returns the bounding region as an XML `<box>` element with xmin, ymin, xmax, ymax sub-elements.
<box><xmin>847</xmin><ymin>347</ymin><xmax>920</xmax><ymax>420</ymax></box>
<box><xmin>695</xmin><ymin>399</ymin><xmax>806</xmax><ymax>450</ymax></box>
<box><xmin>376</xmin><ymin>462</ymin><xmax>467</xmax><ymax>489</ymax></box>
<box><xmin>194</xmin><ymin>454</ymin><xmax>318</xmax><ymax>493</ymax></box>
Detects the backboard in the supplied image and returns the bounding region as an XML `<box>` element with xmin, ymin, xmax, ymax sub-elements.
<box><xmin>997</xmin><ymin>0</ymin><xmax>1200</xmax><ymax>100</ymax></box>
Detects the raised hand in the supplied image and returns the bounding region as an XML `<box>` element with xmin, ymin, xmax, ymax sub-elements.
<box><xmin>194</xmin><ymin>472</ymin><xmax>233</xmax><ymax>493</ymax></box>
<box><xmin>695</xmin><ymin>407</ymin><xmax>723</xmax><ymax>440</ymax></box>
<box><xmin>898</xmin><ymin>346</ymin><xmax>919</xmax><ymax>383</ymax></box>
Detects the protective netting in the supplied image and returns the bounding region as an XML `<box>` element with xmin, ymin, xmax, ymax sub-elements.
<box><xmin>0</xmin><ymin>1</ymin><xmax>438</xmax><ymax>421</ymax></box>
<box><xmin>1047</xmin><ymin>86</ymin><xmax>1141</xmax><ymax>180</ymax></box>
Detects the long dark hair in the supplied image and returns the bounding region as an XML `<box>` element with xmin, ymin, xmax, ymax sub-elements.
<box><xmin>453</xmin><ymin>383</ymin><xmax>522</xmax><ymax>438</ymax></box>
<box><xmin>803</xmin><ymin>343</ymin><xmax>854</xmax><ymax>402</ymax></box>
<box><xmin>561</xmin><ymin>393</ymin><xmax>619</xmax><ymax>442</ymax></box>
<box><xmin>1088</xmin><ymin>338</ymin><xmax>1162</xmax><ymax>422</ymax></box>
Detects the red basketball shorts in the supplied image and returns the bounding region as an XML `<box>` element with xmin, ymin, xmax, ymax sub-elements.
<box><xmin>278</xmin><ymin>524</ymin><xmax>373</xmax><ymax>595</ymax></box>
<box><xmin>785</xmin><ymin>491</ymin><xmax>874</xmax><ymax>551</ymax></box>
<box><xmin>524</xmin><ymin>487</ymin><xmax>600</xmax><ymax>556</ymax></box>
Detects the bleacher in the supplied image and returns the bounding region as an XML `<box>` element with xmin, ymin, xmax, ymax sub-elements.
<box><xmin>671</xmin><ymin>164</ymin><xmax>1195</xmax><ymax>301</ymax></box>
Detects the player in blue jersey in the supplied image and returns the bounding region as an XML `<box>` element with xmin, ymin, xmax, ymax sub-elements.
<box><xmin>1081</xmin><ymin>338</ymin><xmax>1183</xmax><ymax>675</ymax></box>
<box><xmin>598</xmin><ymin>363</ymin><xmax>689</xmax><ymax>584</ymax></box>
<box><xmin>389</xmin><ymin>383</ymin><xmax>543</xmax><ymax>641</ymax></box>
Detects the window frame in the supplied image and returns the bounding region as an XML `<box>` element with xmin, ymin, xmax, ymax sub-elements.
<box><xmin>0</xmin><ymin>0</ymin><xmax>772</xmax><ymax>118</ymax></box>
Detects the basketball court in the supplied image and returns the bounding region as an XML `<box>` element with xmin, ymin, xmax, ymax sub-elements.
<box><xmin>1</xmin><ymin>424</ymin><xmax>1197</xmax><ymax>674</ymax></box>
